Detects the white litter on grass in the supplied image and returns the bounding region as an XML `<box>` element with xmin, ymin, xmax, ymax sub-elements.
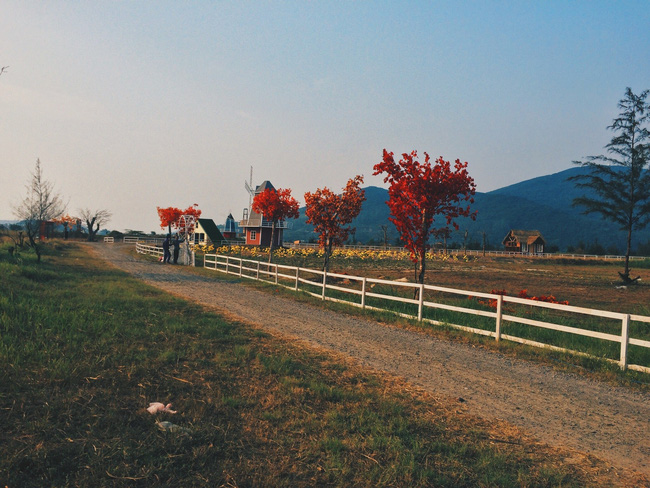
<box><xmin>147</xmin><ymin>402</ymin><xmax>177</xmax><ymax>414</ymax></box>
<box><xmin>156</xmin><ymin>420</ymin><xmax>192</xmax><ymax>436</ymax></box>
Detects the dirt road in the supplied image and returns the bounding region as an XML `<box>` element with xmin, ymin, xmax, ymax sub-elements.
<box><xmin>95</xmin><ymin>243</ymin><xmax>650</xmax><ymax>481</ymax></box>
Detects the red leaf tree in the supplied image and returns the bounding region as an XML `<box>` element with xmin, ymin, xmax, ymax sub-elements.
<box><xmin>157</xmin><ymin>204</ymin><xmax>202</xmax><ymax>235</ymax></box>
<box><xmin>252</xmin><ymin>188</ymin><xmax>300</xmax><ymax>262</ymax></box>
<box><xmin>374</xmin><ymin>150</ymin><xmax>476</xmax><ymax>284</ymax></box>
<box><xmin>53</xmin><ymin>214</ymin><xmax>78</xmax><ymax>239</ymax></box>
<box><xmin>304</xmin><ymin>176</ymin><xmax>366</xmax><ymax>271</ymax></box>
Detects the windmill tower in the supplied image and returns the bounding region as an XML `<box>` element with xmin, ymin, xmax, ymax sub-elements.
<box><xmin>243</xmin><ymin>166</ymin><xmax>254</xmax><ymax>222</ymax></box>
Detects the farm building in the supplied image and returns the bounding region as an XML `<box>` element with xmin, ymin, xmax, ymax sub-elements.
<box><xmin>239</xmin><ymin>180</ymin><xmax>289</xmax><ymax>247</ymax></box>
<box><xmin>193</xmin><ymin>218</ymin><xmax>225</xmax><ymax>246</ymax></box>
<box><xmin>502</xmin><ymin>229</ymin><xmax>546</xmax><ymax>254</ymax></box>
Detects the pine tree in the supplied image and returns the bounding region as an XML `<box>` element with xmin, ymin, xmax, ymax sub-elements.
<box><xmin>570</xmin><ymin>88</ymin><xmax>650</xmax><ymax>282</ymax></box>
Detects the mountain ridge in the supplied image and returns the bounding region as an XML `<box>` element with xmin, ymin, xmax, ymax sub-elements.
<box><xmin>285</xmin><ymin>167</ymin><xmax>650</xmax><ymax>253</ymax></box>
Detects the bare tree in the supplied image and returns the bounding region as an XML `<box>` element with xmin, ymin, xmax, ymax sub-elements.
<box><xmin>12</xmin><ymin>159</ymin><xmax>67</xmax><ymax>262</ymax></box>
<box><xmin>79</xmin><ymin>208</ymin><xmax>112</xmax><ymax>241</ymax></box>
<box><xmin>0</xmin><ymin>223</ymin><xmax>25</xmax><ymax>257</ymax></box>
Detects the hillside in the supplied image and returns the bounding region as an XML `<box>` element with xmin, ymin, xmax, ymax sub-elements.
<box><xmin>285</xmin><ymin>167</ymin><xmax>650</xmax><ymax>253</ymax></box>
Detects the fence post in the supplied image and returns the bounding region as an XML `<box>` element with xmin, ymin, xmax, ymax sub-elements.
<box><xmin>620</xmin><ymin>314</ymin><xmax>630</xmax><ymax>370</ymax></box>
<box><xmin>239</xmin><ymin>258</ymin><xmax>243</xmax><ymax>277</ymax></box>
<box><xmin>418</xmin><ymin>284</ymin><xmax>424</xmax><ymax>321</ymax></box>
<box><xmin>275</xmin><ymin>264</ymin><xmax>279</xmax><ymax>284</ymax></box>
<box><xmin>322</xmin><ymin>270</ymin><xmax>327</xmax><ymax>300</ymax></box>
<box><xmin>226</xmin><ymin>256</ymin><xmax>229</xmax><ymax>275</ymax></box>
<box><xmin>495</xmin><ymin>295</ymin><xmax>503</xmax><ymax>342</ymax></box>
<box><xmin>295</xmin><ymin>268</ymin><xmax>300</xmax><ymax>291</ymax></box>
<box><xmin>256</xmin><ymin>261</ymin><xmax>260</xmax><ymax>280</ymax></box>
<box><xmin>361</xmin><ymin>277</ymin><xmax>367</xmax><ymax>309</ymax></box>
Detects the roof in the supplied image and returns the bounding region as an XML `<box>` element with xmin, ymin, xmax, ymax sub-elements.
<box><xmin>240</xmin><ymin>211</ymin><xmax>263</xmax><ymax>228</ymax></box>
<box><xmin>502</xmin><ymin>229</ymin><xmax>545</xmax><ymax>245</ymax></box>
<box><xmin>224</xmin><ymin>213</ymin><xmax>237</xmax><ymax>233</ymax></box>
<box><xmin>197</xmin><ymin>218</ymin><xmax>225</xmax><ymax>243</ymax></box>
<box><xmin>255</xmin><ymin>180</ymin><xmax>275</xmax><ymax>194</ymax></box>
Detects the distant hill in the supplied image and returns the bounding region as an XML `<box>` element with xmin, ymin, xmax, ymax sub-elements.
<box><xmin>287</xmin><ymin>186</ymin><xmax>398</xmax><ymax>245</ymax></box>
<box><xmin>285</xmin><ymin>167</ymin><xmax>650</xmax><ymax>253</ymax></box>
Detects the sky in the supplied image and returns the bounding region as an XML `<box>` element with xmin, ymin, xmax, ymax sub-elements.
<box><xmin>1</xmin><ymin>1</ymin><xmax>649</xmax><ymax>233</ymax></box>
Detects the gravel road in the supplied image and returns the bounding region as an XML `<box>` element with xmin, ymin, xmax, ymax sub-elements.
<box><xmin>95</xmin><ymin>243</ymin><xmax>650</xmax><ymax>481</ymax></box>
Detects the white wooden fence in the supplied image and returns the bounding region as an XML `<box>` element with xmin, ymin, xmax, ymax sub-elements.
<box><xmin>136</xmin><ymin>242</ymin><xmax>164</xmax><ymax>259</ymax></box>
<box><xmin>203</xmin><ymin>253</ymin><xmax>650</xmax><ymax>374</ymax></box>
<box><xmin>126</xmin><ymin>237</ymin><xmax>166</xmax><ymax>244</ymax></box>
<box><xmin>136</xmin><ymin>241</ymin><xmax>194</xmax><ymax>265</ymax></box>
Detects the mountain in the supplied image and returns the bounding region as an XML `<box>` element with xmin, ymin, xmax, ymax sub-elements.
<box><xmin>285</xmin><ymin>167</ymin><xmax>650</xmax><ymax>253</ymax></box>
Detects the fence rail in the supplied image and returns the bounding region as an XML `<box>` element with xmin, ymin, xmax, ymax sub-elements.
<box><xmin>125</xmin><ymin>237</ymin><xmax>165</xmax><ymax>244</ymax></box>
<box><xmin>203</xmin><ymin>253</ymin><xmax>650</xmax><ymax>374</ymax></box>
<box><xmin>136</xmin><ymin>242</ymin><xmax>163</xmax><ymax>259</ymax></box>
<box><xmin>136</xmin><ymin>241</ymin><xmax>195</xmax><ymax>265</ymax></box>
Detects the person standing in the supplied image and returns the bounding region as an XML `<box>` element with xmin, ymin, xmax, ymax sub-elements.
<box><xmin>172</xmin><ymin>234</ymin><xmax>184</xmax><ymax>264</ymax></box>
<box><xmin>162</xmin><ymin>235</ymin><xmax>171</xmax><ymax>264</ymax></box>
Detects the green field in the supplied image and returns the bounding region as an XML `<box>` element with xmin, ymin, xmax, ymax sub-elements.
<box><xmin>0</xmin><ymin>242</ymin><xmax>637</xmax><ymax>487</ymax></box>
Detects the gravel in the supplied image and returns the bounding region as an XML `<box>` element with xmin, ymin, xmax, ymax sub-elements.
<box><xmin>95</xmin><ymin>243</ymin><xmax>650</xmax><ymax>480</ymax></box>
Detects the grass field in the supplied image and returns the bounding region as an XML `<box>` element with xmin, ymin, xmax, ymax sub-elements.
<box><xmin>0</xmin><ymin>242</ymin><xmax>644</xmax><ymax>486</ymax></box>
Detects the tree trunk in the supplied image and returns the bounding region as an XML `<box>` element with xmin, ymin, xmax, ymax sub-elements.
<box><xmin>418</xmin><ymin>251</ymin><xmax>426</xmax><ymax>285</ymax></box>
<box><xmin>323</xmin><ymin>238</ymin><xmax>333</xmax><ymax>272</ymax></box>
<box><xmin>268</xmin><ymin>221</ymin><xmax>277</xmax><ymax>263</ymax></box>
<box><xmin>624</xmin><ymin>224</ymin><xmax>632</xmax><ymax>278</ymax></box>
<box><xmin>27</xmin><ymin>232</ymin><xmax>41</xmax><ymax>263</ymax></box>
<box><xmin>418</xmin><ymin>209</ymin><xmax>429</xmax><ymax>284</ymax></box>
<box><xmin>86</xmin><ymin>218</ymin><xmax>97</xmax><ymax>242</ymax></box>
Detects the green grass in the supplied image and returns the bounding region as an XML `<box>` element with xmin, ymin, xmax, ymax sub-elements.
<box><xmin>0</xmin><ymin>242</ymin><xmax>631</xmax><ymax>486</ymax></box>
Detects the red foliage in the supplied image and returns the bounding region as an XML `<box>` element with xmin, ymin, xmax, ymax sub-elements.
<box><xmin>476</xmin><ymin>289</ymin><xmax>569</xmax><ymax>309</ymax></box>
<box><xmin>304</xmin><ymin>176</ymin><xmax>365</xmax><ymax>249</ymax></box>
<box><xmin>157</xmin><ymin>204</ymin><xmax>202</xmax><ymax>233</ymax></box>
<box><xmin>517</xmin><ymin>289</ymin><xmax>569</xmax><ymax>305</ymax></box>
<box><xmin>54</xmin><ymin>214</ymin><xmax>77</xmax><ymax>227</ymax></box>
<box><xmin>373</xmin><ymin>149</ymin><xmax>476</xmax><ymax>283</ymax></box>
<box><xmin>252</xmin><ymin>188</ymin><xmax>299</xmax><ymax>224</ymax></box>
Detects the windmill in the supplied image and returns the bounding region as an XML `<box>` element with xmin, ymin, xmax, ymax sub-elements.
<box><xmin>244</xmin><ymin>166</ymin><xmax>254</xmax><ymax>208</ymax></box>
<box><xmin>243</xmin><ymin>166</ymin><xmax>254</xmax><ymax>222</ymax></box>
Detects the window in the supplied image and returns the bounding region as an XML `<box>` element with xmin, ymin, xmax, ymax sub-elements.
<box><xmin>250</xmin><ymin>230</ymin><xmax>257</xmax><ymax>240</ymax></box>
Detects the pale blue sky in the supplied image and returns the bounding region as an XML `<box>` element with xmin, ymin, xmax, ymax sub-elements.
<box><xmin>1</xmin><ymin>1</ymin><xmax>649</xmax><ymax>233</ymax></box>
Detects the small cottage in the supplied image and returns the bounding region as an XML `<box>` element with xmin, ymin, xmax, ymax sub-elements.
<box><xmin>193</xmin><ymin>218</ymin><xmax>225</xmax><ymax>246</ymax></box>
<box><xmin>502</xmin><ymin>229</ymin><xmax>546</xmax><ymax>254</ymax></box>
